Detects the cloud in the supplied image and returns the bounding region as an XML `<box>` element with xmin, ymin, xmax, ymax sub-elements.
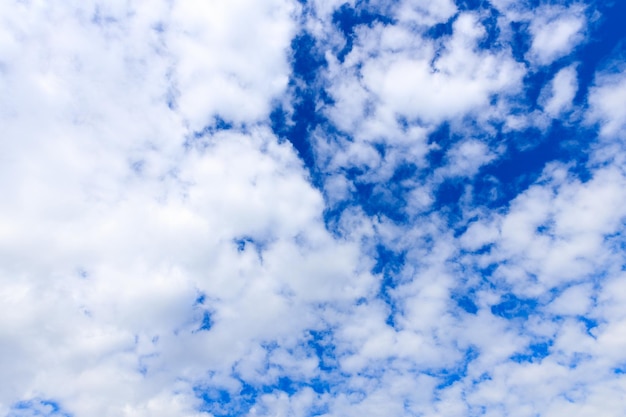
<box><xmin>338</xmin><ymin>13</ymin><xmax>523</xmax><ymax>126</ymax></box>
<box><xmin>546</xmin><ymin>283</ymin><xmax>593</xmax><ymax>316</ymax></box>
<box><xmin>0</xmin><ymin>1</ymin><xmax>369</xmax><ymax>415</ymax></box>
<box><xmin>527</xmin><ymin>4</ymin><xmax>587</xmax><ymax>66</ymax></box>
<box><xmin>168</xmin><ymin>0</ymin><xmax>297</xmax><ymax>129</ymax></box>
<box><xmin>2</xmin><ymin>0</ymin><xmax>626</xmax><ymax>416</ymax></box>
<box><xmin>436</xmin><ymin>139</ymin><xmax>498</xmax><ymax>179</ymax></box>
<box><xmin>587</xmin><ymin>67</ymin><xmax>626</xmax><ymax>138</ymax></box>
<box><xmin>540</xmin><ymin>64</ymin><xmax>579</xmax><ymax>117</ymax></box>
<box><xmin>476</xmin><ymin>164</ymin><xmax>626</xmax><ymax>293</ymax></box>
<box><xmin>394</xmin><ymin>0</ymin><xmax>457</xmax><ymax>26</ymax></box>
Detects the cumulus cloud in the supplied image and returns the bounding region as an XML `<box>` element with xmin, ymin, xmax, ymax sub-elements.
<box><xmin>474</xmin><ymin>164</ymin><xmax>626</xmax><ymax>293</ymax></box>
<box><xmin>0</xmin><ymin>1</ymin><xmax>367</xmax><ymax>415</ymax></box>
<box><xmin>394</xmin><ymin>0</ymin><xmax>457</xmax><ymax>27</ymax></box>
<box><xmin>527</xmin><ymin>4</ymin><xmax>587</xmax><ymax>66</ymax></box>
<box><xmin>587</xmin><ymin>67</ymin><xmax>626</xmax><ymax>138</ymax></box>
<box><xmin>2</xmin><ymin>0</ymin><xmax>626</xmax><ymax>416</ymax></box>
<box><xmin>540</xmin><ymin>64</ymin><xmax>579</xmax><ymax>117</ymax></box>
<box><xmin>437</xmin><ymin>139</ymin><xmax>497</xmax><ymax>179</ymax></box>
<box><xmin>168</xmin><ymin>0</ymin><xmax>297</xmax><ymax>129</ymax></box>
<box><xmin>331</xmin><ymin>13</ymin><xmax>523</xmax><ymax>127</ymax></box>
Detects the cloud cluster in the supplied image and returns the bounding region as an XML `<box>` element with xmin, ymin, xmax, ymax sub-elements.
<box><xmin>0</xmin><ymin>1</ymin><xmax>363</xmax><ymax>415</ymax></box>
<box><xmin>2</xmin><ymin>0</ymin><xmax>626</xmax><ymax>416</ymax></box>
<box><xmin>526</xmin><ymin>3</ymin><xmax>587</xmax><ymax>66</ymax></box>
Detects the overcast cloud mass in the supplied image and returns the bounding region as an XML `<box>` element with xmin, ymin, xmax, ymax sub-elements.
<box><xmin>1</xmin><ymin>0</ymin><xmax>626</xmax><ymax>416</ymax></box>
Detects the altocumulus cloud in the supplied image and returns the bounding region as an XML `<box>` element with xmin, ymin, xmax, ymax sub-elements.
<box><xmin>1</xmin><ymin>0</ymin><xmax>626</xmax><ymax>416</ymax></box>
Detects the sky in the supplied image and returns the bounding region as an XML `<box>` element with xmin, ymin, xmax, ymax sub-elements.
<box><xmin>1</xmin><ymin>0</ymin><xmax>626</xmax><ymax>416</ymax></box>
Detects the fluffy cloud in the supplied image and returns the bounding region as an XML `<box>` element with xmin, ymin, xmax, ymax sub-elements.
<box><xmin>527</xmin><ymin>4</ymin><xmax>587</xmax><ymax>66</ymax></box>
<box><xmin>0</xmin><ymin>1</ymin><xmax>368</xmax><ymax>415</ymax></box>
<box><xmin>587</xmin><ymin>68</ymin><xmax>626</xmax><ymax>138</ymax></box>
<box><xmin>327</xmin><ymin>12</ymin><xmax>524</xmax><ymax>130</ymax></box>
<box><xmin>540</xmin><ymin>64</ymin><xmax>579</xmax><ymax>117</ymax></box>
<box><xmin>2</xmin><ymin>0</ymin><xmax>626</xmax><ymax>416</ymax></box>
<box><xmin>394</xmin><ymin>0</ymin><xmax>457</xmax><ymax>26</ymax></box>
<box><xmin>168</xmin><ymin>0</ymin><xmax>297</xmax><ymax>129</ymax></box>
<box><xmin>462</xmin><ymin>164</ymin><xmax>626</xmax><ymax>294</ymax></box>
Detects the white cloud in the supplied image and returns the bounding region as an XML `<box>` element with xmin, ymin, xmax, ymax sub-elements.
<box><xmin>540</xmin><ymin>64</ymin><xmax>579</xmax><ymax>117</ymax></box>
<box><xmin>460</xmin><ymin>219</ymin><xmax>500</xmax><ymax>251</ymax></box>
<box><xmin>358</xmin><ymin>14</ymin><xmax>523</xmax><ymax>125</ymax></box>
<box><xmin>437</xmin><ymin>139</ymin><xmax>497</xmax><ymax>179</ymax></box>
<box><xmin>587</xmin><ymin>68</ymin><xmax>626</xmax><ymax>138</ymax></box>
<box><xmin>527</xmin><ymin>4</ymin><xmax>587</xmax><ymax>66</ymax></box>
<box><xmin>323</xmin><ymin>11</ymin><xmax>525</xmax><ymax>134</ymax></box>
<box><xmin>316</xmin><ymin>10</ymin><xmax>526</xmax><ymax>206</ymax></box>
<box><xmin>394</xmin><ymin>0</ymin><xmax>457</xmax><ymax>27</ymax></box>
<box><xmin>168</xmin><ymin>0</ymin><xmax>297</xmax><ymax>129</ymax></box>
<box><xmin>0</xmin><ymin>1</ymin><xmax>373</xmax><ymax>415</ymax></box>
<box><xmin>489</xmin><ymin>165</ymin><xmax>626</xmax><ymax>293</ymax></box>
<box><xmin>2</xmin><ymin>0</ymin><xmax>626</xmax><ymax>416</ymax></box>
<box><xmin>0</xmin><ymin>117</ymin><xmax>371</xmax><ymax>412</ymax></box>
<box><xmin>547</xmin><ymin>284</ymin><xmax>593</xmax><ymax>316</ymax></box>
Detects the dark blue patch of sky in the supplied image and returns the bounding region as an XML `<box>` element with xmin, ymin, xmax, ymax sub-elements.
<box><xmin>8</xmin><ymin>399</ymin><xmax>72</xmax><ymax>417</ymax></box>
<box><xmin>308</xmin><ymin>329</ymin><xmax>338</xmax><ymax>373</ymax></box>
<box><xmin>491</xmin><ymin>293</ymin><xmax>538</xmax><ymax>319</ymax></box>
<box><xmin>435</xmin><ymin>346</ymin><xmax>479</xmax><ymax>389</ymax></box>
<box><xmin>575</xmin><ymin>1</ymin><xmax>626</xmax><ymax>103</ymax></box>
<box><xmin>511</xmin><ymin>340</ymin><xmax>552</xmax><ymax>363</ymax></box>
<box><xmin>332</xmin><ymin>3</ymin><xmax>394</xmax><ymax>62</ymax></box>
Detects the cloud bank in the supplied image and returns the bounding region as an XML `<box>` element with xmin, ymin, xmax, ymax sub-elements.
<box><xmin>1</xmin><ymin>0</ymin><xmax>626</xmax><ymax>416</ymax></box>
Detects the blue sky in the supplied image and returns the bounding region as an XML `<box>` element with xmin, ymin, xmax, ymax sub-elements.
<box><xmin>1</xmin><ymin>0</ymin><xmax>626</xmax><ymax>416</ymax></box>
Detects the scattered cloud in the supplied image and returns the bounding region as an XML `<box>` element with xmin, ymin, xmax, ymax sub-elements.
<box><xmin>540</xmin><ymin>64</ymin><xmax>579</xmax><ymax>117</ymax></box>
<box><xmin>527</xmin><ymin>3</ymin><xmax>588</xmax><ymax>66</ymax></box>
<box><xmin>1</xmin><ymin>0</ymin><xmax>625</xmax><ymax>416</ymax></box>
<box><xmin>587</xmin><ymin>66</ymin><xmax>626</xmax><ymax>138</ymax></box>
